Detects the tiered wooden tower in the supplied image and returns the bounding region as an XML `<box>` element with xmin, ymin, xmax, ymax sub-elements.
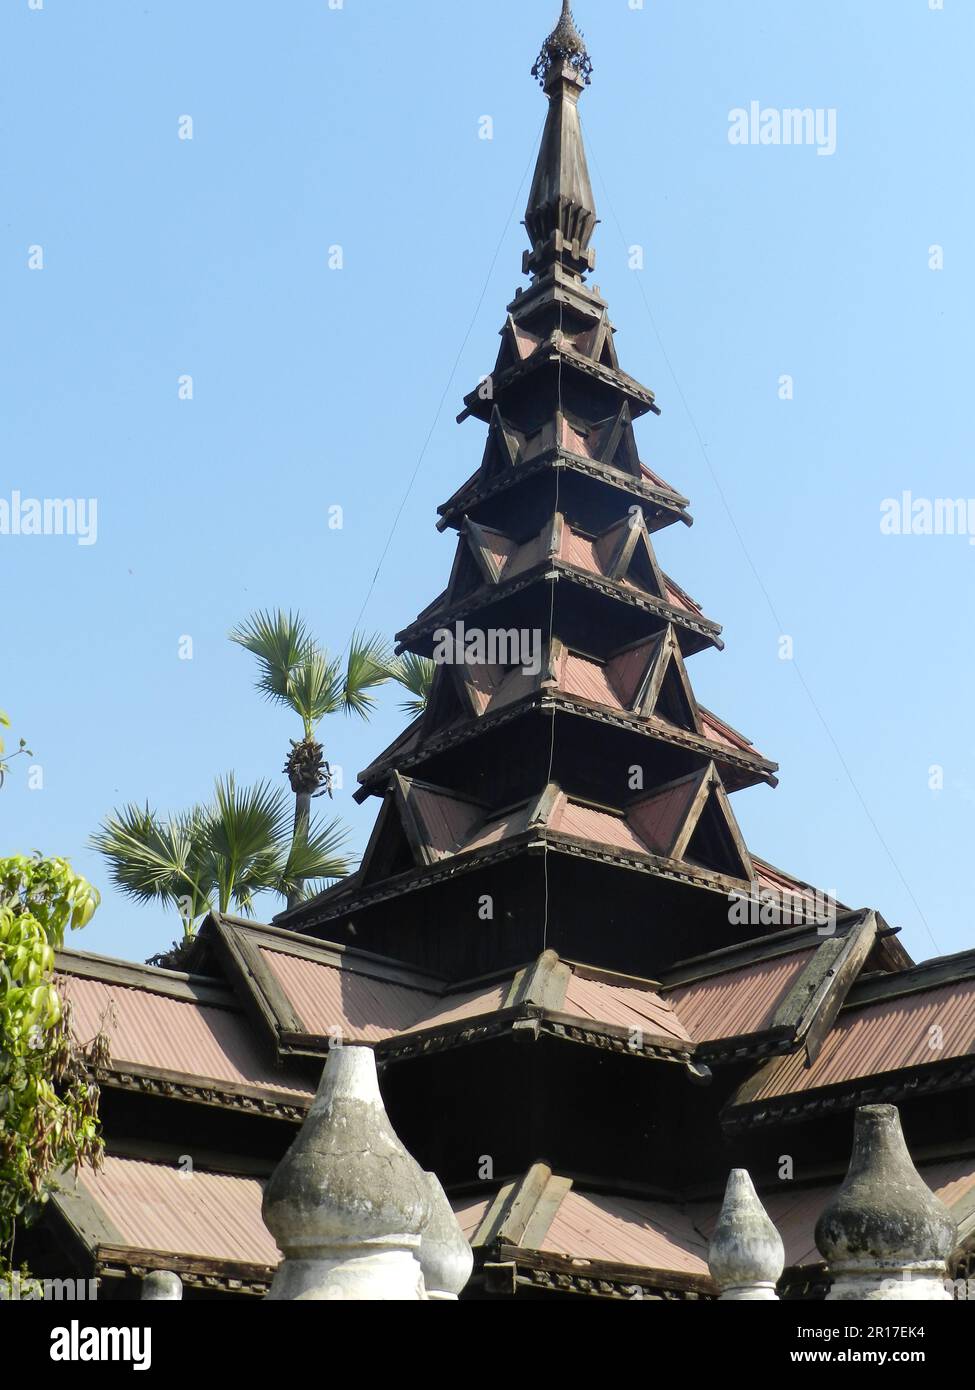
<box><xmin>26</xmin><ymin>5</ymin><xmax>974</xmax><ymax>1304</ymax></box>
<box><xmin>278</xmin><ymin>2</ymin><xmax>782</xmax><ymax>981</ymax></box>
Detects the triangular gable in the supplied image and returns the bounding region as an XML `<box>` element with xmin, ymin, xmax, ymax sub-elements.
<box><xmin>594</xmin><ymin>513</ymin><xmax>668</xmax><ymax>597</ymax></box>
<box><xmin>595</xmin><ymin>402</ymin><xmax>641</xmax><ymax>477</ymax></box>
<box><xmin>421</xmin><ymin>661</ymin><xmax>471</xmax><ymax>737</ymax></box>
<box><xmin>607</xmin><ymin>627</ymin><xmax>703</xmax><ymax>735</ymax></box>
<box><xmin>444</xmin><ymin>531</ymin><xmax>491</xmax><ymax>604</ymax></box>
<box><xmin>357</xmin><ymin>776</ymin><xmax>424</xmax><ymax>884</ymax></box>
<box><xmin>463</xmin><ymin>518</ymin><xmax>517</xmax><ymax>586</ymax></box>
<box><xmin>573</xmin><ymin>312</ymin><xmax>620</xmax><ymax>371</ymax></box>
<box><xmin>359</xmin><ymin>773</ymin><xmax>486</xmax><ymax>880</ymax></box>
<box><xmin>480</xmin><ymin>406</ymin><xmax>522</xmax><ymax>479</ymax></box>
<box><xmin>629</xmin><ymin>764</ymin><xmax>752</xmax><ymax>881</ymax></box>
<box><xmin>495</xmin><ymin>315</ymin><xmax>543</xmax><ymax>374</ymax></box>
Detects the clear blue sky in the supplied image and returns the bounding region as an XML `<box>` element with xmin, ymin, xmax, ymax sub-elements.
<box><xmin>2</xmin><ymin>0</ymin><xmax>972</xmax><ymax>967</ymax></box>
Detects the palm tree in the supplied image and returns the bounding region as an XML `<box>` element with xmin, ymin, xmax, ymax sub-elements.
<box><xmin>90</xmin><ymin>775</ymin><xmax>351</xmax><ymax>946</ymax></box>
<box><xmin>229</xmin><ymin>611</ymin><xmax>393</xmax><ymax>908</ymax></box>
<box><xmin>386</xmin><ymin>653</ymin><xmax>435</xmax><ymax>718</ymax></box>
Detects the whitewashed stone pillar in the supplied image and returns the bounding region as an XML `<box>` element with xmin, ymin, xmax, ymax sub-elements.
<box><xmin>141</xmin><ymin>1270</ymin><xmax>182</xmax><ymax>1301</ymax></box>
<box><xmin>420</xmin><ymin>1172</ymin><xmax>474</xmax><ymax>1300</ymax></box>
<box><xmin>708</xmin><ymin>1169</ymin><xmax>784</xmax><ymax>1300</ymax></box>
<box><xmin>816</xmin><ymin>1104</ymin><xmax>956</xmax><ymax>1301</ymax></box>
<box><xmin>263</xmin><ymin>1045</ymin><xmax>430</xmax><ymax>1300</ymax></box>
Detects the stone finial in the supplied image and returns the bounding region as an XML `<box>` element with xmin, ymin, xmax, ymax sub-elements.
<box><xmin>420</xmin><ymin>1172</ymin><xmax>474</xmax><ymax>1300</ymax></box>
<box><xmin>708</xmin><ymin>1169</ymin><xmax>785</xmax><ymax>1300</ymax></box>
<box><xmin>263</xmin><ymin>1045</ymin><xmax>431</xmax><ymax>1300</ymax></box>
<box><xmin>141</xmin><ymin>1270</ymin><xmax>182</xmax><ymax>1301</ymax></box>
<box><xmin>816</xmin><ymin>1105</ymin><xmax>956</xmax><ymax>1301</ymax></box>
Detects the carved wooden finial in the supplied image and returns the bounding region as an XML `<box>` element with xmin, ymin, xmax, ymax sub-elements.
<box><xmin>532</xmin><ymin>1</ymin><xmax>593</xmax><ymax>89</ymax></box>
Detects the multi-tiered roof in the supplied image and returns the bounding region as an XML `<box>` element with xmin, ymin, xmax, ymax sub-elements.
<box><xmin>20</xmin><ymin>6</ymin><xmax>975</xmax><ymax>1301</ymax></box>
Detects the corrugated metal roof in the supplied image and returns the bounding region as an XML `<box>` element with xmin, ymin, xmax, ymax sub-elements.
<box><xmin>553</xmin><ymin>799</ymin><xmax>649</xmax><ymax>855</ymax></box>
<box><xmin>71</xmin><ymin>1155</ymin><xmax>975</xmax><ymax>1278</ymax></box>
<box><xmin>563</xmin><ymin>973</ymin><xmax>692</xmax><ymax>1043</ymax></box>
<box><xmin>503</xmin><ymin>529</ymin><xmax>548</xmax><ymax>580</ymax></box>
<box><xmin>561</xmin><ymin>652</ymin><xmax>619</xmax><ymax>706</ymax></box>
<box><xmin>75</xmin><ymin>1155</ymin><xmax>279</xmax><ymax>1266</ymax></box>
<box><xmin>258</xmin><ymin>948</ymin><xmax>440</xmax><ymax>1041</ymax></box>
<box><xmin>748</xmin><ymin>978</ymin><xmax>975</xmax><ymax>1100</ymax></box>
<box><xmin>408</xmin><ymin>784</ymin><xmax>482</xmax><ymax>858</ymax></box>
<box><xmin>700</xmin><ymin>710</ymin><xmax>751</xmax><ymax>752</ymax></box>
<box><xmin>629</xmin><ymin>778</ymin><xmax>700</xmax><ymax>855</ymax></box>
<box><xmin>403</xmin><ymin>982</ymin><xmax>510</xmax><ymax>1034</ymax></box>
<box><xmin>541</xmin><ymin>1190</ymin><xmax>709</xmax><ymax>1275</ymax></box>
<box><xmin>667</xmin><ymin>950</ymin><xmax>816</xmax><ymax>1043</ymax></box>
<box><xmin>59</xmin><ymin>973</ymin><xmax>313</xmax><ymax>1098</ymax></box>
<box><xmin>558</xmin><ymin>527</ymin><xmax>599</xmax><ymax>573</ymax></box>
<box><xmin>452</xmin><ymin>1194</ymin><xmax>492</xmax><ymax>1241</ymax></box>
<box><xmin>607</xmin><ymin>640</ymin><xmax>656</xmax><ymax>706</ymax></box>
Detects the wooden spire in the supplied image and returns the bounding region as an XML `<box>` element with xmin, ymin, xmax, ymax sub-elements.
<box><xmin>525</xmin><ymin>2</ymin><xmax>597</xmax><ymax>279</ymax></box>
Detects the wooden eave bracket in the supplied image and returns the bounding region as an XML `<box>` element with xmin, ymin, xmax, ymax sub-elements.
<box><xmin>505</xmin><ymin>949</ymin><xmax>572</xmax><ymax>1012</ymax></box>
<box><xmin>724</xmin><ymin>913</ymin><xmax>886</xmax><ymax>1111</ymax></box>
<box><xmin>472</xmin><ymin>1163</ymin><xmax>573</xmax><ymax>1253</ymax></box>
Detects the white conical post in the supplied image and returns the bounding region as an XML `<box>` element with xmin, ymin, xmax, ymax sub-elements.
<box><xmin>263</xmin><ymin>1046</ymin><xmax>430</xmax><ymax>1300</ymax></box>
<box><xmin>816</xmin><ymin>1105</ymin><xmax>956</xmax><ymax>1301</ymax></box>
<box><xmin>141</xmin><ymin>1270</ymin><xmax>182</xmax><ymax>1301</ymax></box>
<box><xmin>709</xmin><ymin>1169</ymin><xmax>784</xmax><ymax>1300</ymax></box>
<box><xmin>419</xmin><ymin>1172</ymin><xmax>474</xmax><ymax>1300</ymax></box>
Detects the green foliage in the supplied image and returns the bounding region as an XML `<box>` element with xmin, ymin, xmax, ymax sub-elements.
<box><xmin>91</xmin><ymin>775</ymin><xmax>352</xmax><ymax>936</ymax></box>
<box><xmin>0</xmin><ymin>854</ymin><xmax>104</xmax><ymax>1266</ymax></box>
<box><xmin>0</xmin><ymin>709</ymin><xmax>32</xmax><ymax>789</ymax></box>
<box><xmin>387</xmin><ymin>653</ymin><xmax>434</xmax><ymax>717</ymax></box>
<box><xmin>229</xmin><ymin>610</ymin><xmax>392</xmax><ymax>739</ymax></box>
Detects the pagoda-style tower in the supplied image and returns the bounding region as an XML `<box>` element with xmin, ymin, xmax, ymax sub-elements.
<box><xmin>27</xmin><ymin>7</ymin><xmax>974</xmax><ymax>1305</ymax></box>
<box><xmin>276</xmin><ymin>3</ymin><xmax>785</xmax><ymax>982</ymax></box>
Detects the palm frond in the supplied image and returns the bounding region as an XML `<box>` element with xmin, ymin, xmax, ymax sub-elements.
<box><xmin>229</xmin><ymin>609</ymin><xmax>312</xmax><ymax>706</ymax></box>
<box><xmin>287</xmin><ymin>648</ymin><xmax>346</xmax><ymax>733</ymax></box>
<box><xmin>203</xmin><ymin>776</ymin><xmax>293</xmax><ymax>912</ymax></box>
<box><xmin>89</xmin><ymin>804</ymin><xmax>213</xmax><ymax>925</ymax></box>
<box><xmin>387</xmin><ymin>652</ymin><xmax>434</xmax><ymax>716</ymax></box>
<box><xmin>343</xmin><ymin>631</ymin><xmax>394</xmax><ymax>719</ymax></box>
<box><xmin>277</xmin><ymin>815</ymin><xmax>353</xmax><ymax>891</ymax></box>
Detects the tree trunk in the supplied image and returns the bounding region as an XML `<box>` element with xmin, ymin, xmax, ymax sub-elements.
<box><xmin>288</xmin><ymin>790</ymin><xmax>312</xmax><ymax>911</ymax></box>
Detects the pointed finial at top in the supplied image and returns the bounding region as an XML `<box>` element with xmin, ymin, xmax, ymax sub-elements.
<box><xmin>532</xmin><ymin>1</ymin><xmax>593</xmax><ymax>89</ymax></box>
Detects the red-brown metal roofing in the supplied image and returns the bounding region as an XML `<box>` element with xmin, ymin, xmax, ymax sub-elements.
<box><xmin>502</xmin><ymin>528</ymin><xmax>548</xmax><ymax>581</ymax></box>
<box><xmin>402</xmin><ymin>983</ymin><xmax>510</xmax><ymax>1034</ymax></box>
<box><xmin>73</xmin><ymin>1155</ymin><xmax>279</xmax><ymax>1266</ymax></box>
<box><xmin>700</xmin><ymin>710</ymin><xmax>751</xmax><ymax>753</ymax></box>
<box><xmin>561</xmin><ymin>651</ymin><xmax>619</xmax><ymax>707</ymax></box>
<box><xmin>666</xmin><ymin>950</ymin><xmax>817</xmax><ymax>1043</ymax></box>
<box><xmin>607</xmin><ymin>640</ymin><xmax>655</xmax><ymax>706</ymax></box>
<box><xmin>258</xmin><ymin>947</ymin><xmax>440</xmax><ymax>1041</ymax></box>
<box><xmin>541</xmin><ymin>1190</ymin><xmax>710</xmax><ymax>1275</ymax></box>
<box><xmin>552</xmin><ymin>798</ymin><xmax>650</xmax><ymax>856</ymax></box>
<box><xmin>747</xmin><ymin>978</ymin><xmax>975</xmax><ymax>1101</ymax></box>
<box><xmin>563</xmin><ymin>973</ymin><xmax>692</xmax><ymax>1043</ymax></box>
<box><xmin>557</xmin><ymin>527</ymin><xmax>601</xmax><ymax>576</ymax></box>
<box><xmin>408</xmin><ymin>783</ymin><xmax>482</xmax><ymax>858</ymax></box>
<box><xmin>70</xmin><ymin>1153</ymin><xmax>975</xmax><ymax>1279</ymax></box>
<box><xmin>58</xmin><ymin>973</ymin><xmax>313</xmax><ymax>1099</ymax></box>
<box><xmin>629</xmin><ymin>778</ymin><xmax>700</xmax><ymax>856</ymax></box>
